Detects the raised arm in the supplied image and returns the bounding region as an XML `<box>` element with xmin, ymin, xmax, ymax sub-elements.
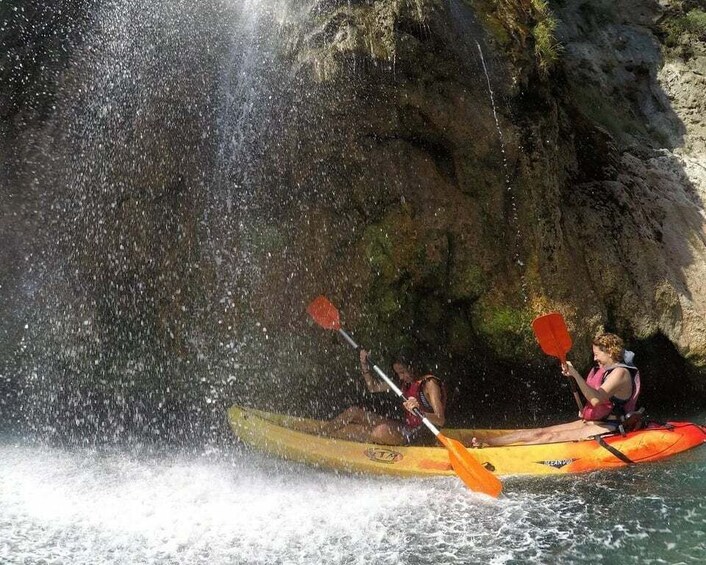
<box><xmin>359</xmin><ymin>349</ymin><xmax>389</xmax><ymax>393</ymax></box>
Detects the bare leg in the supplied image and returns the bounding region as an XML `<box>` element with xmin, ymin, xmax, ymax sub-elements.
<box><xmin>478</xmin><ymin>419</ymin><xmax>616</xmax><ymax>446</ymax></box>
<box><xmin>289</xmin><ymin>406</ymin><xmax>371</xmax><ymax>436</ymax></box>
<box><xmin>316</xmin><ymin>406</ymin><xmax>406</xmax><ymax>444</ymax></box>
<box><xmin>324</xmin><ymin>423</ymin><xmax>376</xmax><ymax>442</ymax></box>
<box><xmin>321</xmin><ymin>406</ymin><xmax>388</xmax><ymax>433</ymax></box>
<box><xmin>368</xmin><ymin>422</ymin><xmax>407</xmax><ymax>445</ymax></box>
<box><xmin>323</xmin><ymin>421</ymin><xmax>407</xmax><ymax>445</ymax></box>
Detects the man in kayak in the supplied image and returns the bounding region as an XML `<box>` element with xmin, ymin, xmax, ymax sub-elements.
<box><xmin>320</xmin><ymin>350</ymin><xmax>446</xmax><ymax>445</ymax></box>
<box><xmin>474</xmin><ymin>332</ymin><xmax>641</xmax><ymax>446</ymax></box>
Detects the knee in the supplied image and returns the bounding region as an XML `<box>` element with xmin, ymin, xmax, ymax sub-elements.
<box><xmin>340</xmin><ymin>406</ymin><xmax>363</xmax><ymax>419</ymax></box>
<box><xmin>369</xmin><ymin>424</ymin><xmax>394</xmax><ymax>444</ymax></box>
<box><xmin>527</xmin><ymin>429</ymin><xmax>553</xmax><ymax>443</ymax></box>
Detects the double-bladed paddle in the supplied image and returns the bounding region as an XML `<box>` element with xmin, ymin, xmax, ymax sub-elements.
<box><xmin>307</xmin><ymin>295</ymin><xmax>502</xmax><ymax>498</ymax></box>
<box><xmin>531</xmin><ymin>312</ymin><xmax>583</xmax><ymax>411</ymax></box>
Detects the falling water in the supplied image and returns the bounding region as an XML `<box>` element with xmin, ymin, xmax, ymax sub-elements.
<box><xmin>0</xmin><ymin>0</ymin><xmax>242</xmax><ymax>443</ymax></box>
<box><xmin>203</xmin><ymin>0</ymin><xmax>290</xmax><ymax>384</ymax></box>
<box><xmin>475</xmin><ymin>41</ymin><xmax>528</xmax><ymax>304</ymax></box>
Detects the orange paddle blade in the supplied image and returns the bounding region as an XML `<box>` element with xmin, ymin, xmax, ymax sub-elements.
<box><xmin>532</xmin><ymin>312</ymin><xmax>572</xmax><ymax>362</ymax></box>
<box><xmin>306</xmin><ymin>295</ymin><xmax>341</xmax><ymax>330</ymax></box>
<box><xmin>437</xmin><ymin>434</ymin><xmax>502</xmax><ymax>498</ymax></box>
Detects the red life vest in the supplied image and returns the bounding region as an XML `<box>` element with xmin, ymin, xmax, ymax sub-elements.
<box><xmin>402</xmin><ymin>376</ymin><xmax>445</xmax><ymax>429</ymax></box>
<box><xmin>582</xmin><ymin>363</ymin><xmax>641</xmax><ymax>421</ymax></box>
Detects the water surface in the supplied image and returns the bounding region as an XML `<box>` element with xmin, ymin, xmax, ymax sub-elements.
<box><xmin>2</xmin><ymin>415</ymin><xmax>706</xmax><ymax>564</ymax></box>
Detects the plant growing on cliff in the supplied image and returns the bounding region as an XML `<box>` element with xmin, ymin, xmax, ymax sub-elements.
<box><xmin>530</xmin><ymin>0</ymin><xmax>561</xmax><ymax>74</ymax></box>
<box><xmin>468</xmin><ymin>0</ymin><xmax>562</xmax><ymax>76</ymax></box>
<box><xmin>670</xmin><ymin>7</ymin><xmax>706</xmax><ymax>38</ymax></box>
<box><xmin>661</xmin><ymin>8</ymin><xmax>706</xmax><ymax>59</ymax></box>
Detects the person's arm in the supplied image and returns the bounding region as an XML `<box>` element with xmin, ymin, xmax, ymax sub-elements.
<box><xmin>563</xmin><ymin>362</ymin><xmax>630</xmax><ymax>406</ymax></box>
<box><xmin>596</xmin><ymin>368</ymin><xmax>632</xmax><ymax>401</ymax></box>
<box><xmin>403</xmin><ymin>378</ymin><xmax>446</xmax><ymax>427</ymax></box>
<box><xmin>359</xmin><ymin>349</ymin><xmax>389</xmax><ymax>393</ymax></box>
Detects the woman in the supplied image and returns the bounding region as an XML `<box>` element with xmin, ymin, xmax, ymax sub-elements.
<box><xmin>321</xmin><ymin>350</ymin><xmax>446</xmax><ymax>445</ymax></box>
<box><xmin>475</xmin><ymin>332</ymin><xmax>641</xmax><ymax>447</ymax></box>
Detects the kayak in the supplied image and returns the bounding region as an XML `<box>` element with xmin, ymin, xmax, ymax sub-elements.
<box><xmin>227</xmin><ymin>405</ymin><xmax>706</xmax><ymax>477</ymax></box>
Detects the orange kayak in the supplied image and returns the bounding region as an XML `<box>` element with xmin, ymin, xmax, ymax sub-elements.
<box><xmin>228</xmin><ymin>405</ymin><xmax>706</xmax><ymax>477</ymax></box>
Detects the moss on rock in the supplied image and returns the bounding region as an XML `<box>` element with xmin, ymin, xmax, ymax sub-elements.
<box><xmin>472</xmin><ymin>300</ymin><xmax>534</xmax><ymax>358</ymax></box>
<box><xmin>449</xmin><ymin>263</ymin><xmax>488</xmax><ymax>301</ymax></box>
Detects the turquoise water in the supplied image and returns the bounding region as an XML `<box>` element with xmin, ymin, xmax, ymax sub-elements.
<box><xmin>1</xmin><ymin>415</ymin><xmax>705</xmax><ymax>564</ymax></box>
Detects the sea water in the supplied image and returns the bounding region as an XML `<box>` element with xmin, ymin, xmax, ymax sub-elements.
<box><xmin>1</xmin><ymin>414</ymin><xmax>705</xmax><ymax>565</ymax></box>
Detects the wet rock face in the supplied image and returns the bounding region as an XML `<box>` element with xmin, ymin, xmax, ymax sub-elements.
<box><xmin>235</xmin><ymin>0</ymin><xmax>706</xmax><ymax>405</ymax></box>
<box><xmin>284</xmin><ymin>1</ymin><xmax>706</xmax><ymax>376</ymax></box>
<box><xmin>546</xmin><ymin>0</ymin><xmax>706</xmax><ymax>378</ymax></box>
<box><xmin>216</xmin><ymin>0</ymin><xmax>706</xmax><ymax>406</ymax></box>
<box><xmin>200</xmin><ymin>0</ymin><xmax>532</xmax><ymax>378</ymax></box>
<box><xmin>267</xmin><ymin>1</ymin><xmax>521</xmax><ymax>326</ymax></box>
<box><xmin>3</xmin><ymin>0</ymin><xmax>706</xmax><ymax>439</ymax></box>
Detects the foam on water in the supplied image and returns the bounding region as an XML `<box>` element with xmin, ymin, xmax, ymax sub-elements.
<box><xmin>0</xmin><ymin>443</ymin><xmax>495</xmax><ymax>564</ymax></box>
<box><xmin>2</xmin><ymin>438</ymin><xmax>706</xmax><ymax>564</ymax></box>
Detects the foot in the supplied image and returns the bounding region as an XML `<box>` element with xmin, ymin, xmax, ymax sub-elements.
<box><xmin>470</xmin><ymin>437</ymin><xmax>488</xmax><ymax>448</ymax></box>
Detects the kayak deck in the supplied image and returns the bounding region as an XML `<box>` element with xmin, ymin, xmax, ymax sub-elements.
<box><xmin>227</xmin><ymin>405</ymin><xmax>706</xmax><ymax>477</ymax></box>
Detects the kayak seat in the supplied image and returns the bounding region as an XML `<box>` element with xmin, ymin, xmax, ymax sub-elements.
<box><xmin>617</xmin><ymin>407</ymin><xmax>646</xmax><ymax>435</ymax></box>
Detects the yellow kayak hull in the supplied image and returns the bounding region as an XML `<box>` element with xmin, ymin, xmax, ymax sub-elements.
<box><xmin>227</xmin><ymin>405</ymin><xmax>706</xmax><ymax>477</ymax></box>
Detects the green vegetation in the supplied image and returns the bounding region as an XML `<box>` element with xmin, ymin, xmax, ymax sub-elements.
<box><xmin>450</xmin><ymin>264</ymin><xmax>488</xmax><ymax>300</ymax></box>
<box><xmin>472</xmin><ymin>301</ymin><xmax>534</xmax><ymax>357</ymax></box>
<box><xmin>467</xmin><ymin>0</ymin><xmax>562</xmax><ymax>76</ymax></box>
<box><xmin>365</xmin><ymin>224</ymin><xmax>400</xmax><ymax>284</ymax></box>
<box><xmin>662</xmin><ymin>8</ymin><xmax>706</xmax><ymax>57</ymax></box>
<box><xmin>360</xmin><ymin>211</ymin><xmax>421</xmax><ymax>342</ymax></box>
<box><xmin>666</xmin><ymin>9</ymin><xmax>706</xmax><ymax>42</ymax></box>
<box><xmin>363</xmin><ymin>208</ymin><xmax>449</xmax><ymax>288</ymax></box>
<box><xmin>474</xmin><ymin>304</ymin><xmax>530</xmax><ymax>336</ymax></box>
<box><xmin>531</xmin><ymin>0</ymin><xmax>562</xmax><ymax>74</ymax></box>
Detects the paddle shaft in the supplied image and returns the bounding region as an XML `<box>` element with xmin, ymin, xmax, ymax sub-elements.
<box><xmin>337</xmin><ymin>328</ymin><xmax>441</xmax><ymax>436</ymax></box>
<box><xmin>556</xmin><ymin>351</ymin><xmax>584</xmax><ymax>412</ymax></box>
<box><xmin>568</xmin><ymin>370</ymin><xmax>584</xmax><ymax>412</ymax></box>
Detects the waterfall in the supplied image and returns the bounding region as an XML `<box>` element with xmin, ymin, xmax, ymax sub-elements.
<box><xmin>474</xmin><ymin>41</ymin><xmax>528</xmax><ymax>304</ymax></box>
<box><xmin>2</xmin><ymin>0</ymin><xmax>352</xmax><ymax>441</ymax></box>
<box><xmin>207</xmin><ymin>0</ymin><xmax>293</xmax><ymax>312</ymax></box>
<box><xmin>2</xmin><ymin>0</ymin><xmax>545</xmax><ymax>441</ymax></box>
<box><xmin>2</xmin><ymin>0</ymin><xmax>248</xmax><ymax>442</ymax></box>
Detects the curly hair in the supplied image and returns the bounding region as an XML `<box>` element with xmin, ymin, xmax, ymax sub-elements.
<box><xmin>592</xmin><ymin>332</ymin><xmax>625</xmax><ymax>362</ymax></box>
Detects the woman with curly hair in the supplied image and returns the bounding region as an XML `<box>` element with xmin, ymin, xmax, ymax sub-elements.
<box><xmin>474</xmin><ymin>332</ymin><xmax>641</xmax><ymax>447</ymax></box>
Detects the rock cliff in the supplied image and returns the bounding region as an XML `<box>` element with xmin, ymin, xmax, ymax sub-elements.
<box><xmin>2</xmin><ymin>0</ymin><xmax>706</xmax><ymax>438</ymax></box>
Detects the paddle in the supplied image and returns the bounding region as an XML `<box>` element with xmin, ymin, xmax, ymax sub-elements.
<box><xmin>306</xmin><ymin>295</ymin><xmax>502</xmax><ymax>498</ymax></box>
<box><xmin>531</xmin><ymin>312</ymin><xmax>583</xmax><ymax>411</ymax></box>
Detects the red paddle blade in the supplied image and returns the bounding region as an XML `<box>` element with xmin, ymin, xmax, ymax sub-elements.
<box><xmin>532</xmin><ymin>312</ymin><xmax>572</xmax><ymax>362</ymax></box>
<box><xmin>437</xmin><ymin>434</ymin><xmax>502</xmax><ymax>498</ymax></box>
<box><xmin>306</xmin><ymin>295</ymin><xmax>341</xmax><ymax>330</ymax></box>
